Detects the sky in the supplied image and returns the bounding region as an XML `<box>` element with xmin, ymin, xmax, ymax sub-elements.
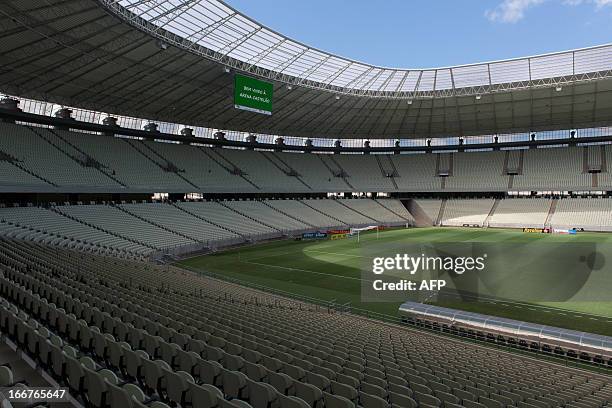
<box><xmin>224</xmin><ymin>0</ymin><xmax>612</xmax><ymax>68</ymax></box>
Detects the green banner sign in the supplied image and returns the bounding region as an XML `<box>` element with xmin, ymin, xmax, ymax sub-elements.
<box><xmin>234</xmin><ymin>74</ymin><xmax>273</xmax><ymax>115</ymax></box>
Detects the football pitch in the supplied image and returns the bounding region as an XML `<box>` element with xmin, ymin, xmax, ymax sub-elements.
<box><xmin>177</xmin><ymin>227</ymin><xmax>612</xmax><ymax>336</ymax></box>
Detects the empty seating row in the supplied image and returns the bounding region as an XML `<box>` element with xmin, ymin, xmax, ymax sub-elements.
<box><xmin>1</xmin><ymin>240</ymin><xmax>611</xmax><ymax>408</ymax></box>
<box><xmin>0</xmin><ymin>199</ymin><xmax>409</xmax><ymax>258</ymax></box>
<box><xmin>1</xmin><ymin>122</ymin><xmax>611</xmax><ymax>193</ymax></box>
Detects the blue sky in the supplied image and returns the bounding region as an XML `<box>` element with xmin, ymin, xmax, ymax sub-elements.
<box><xmin>225</xmin><ymin>0</ymin><xmax>612</xmax><ymax>68</ymax></box>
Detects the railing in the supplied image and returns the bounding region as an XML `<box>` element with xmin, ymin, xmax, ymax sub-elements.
<box><xmin>3</xmin><ymin>96</ymin><xmax>612</xmax><ymax>153</ymax></box>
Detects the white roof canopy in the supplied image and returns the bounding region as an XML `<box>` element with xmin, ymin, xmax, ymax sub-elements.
<box><xmin>105</xmin><ymin>0</ymin><xmax>612</xmax><ymax>98</ymax></box>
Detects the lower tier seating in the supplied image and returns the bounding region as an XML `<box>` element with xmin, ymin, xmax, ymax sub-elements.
<box><xmin>0</xmin><ymin>199</ymin><xmax>408</xmax><ymax>258</ymax></box>
<box><xmin>0</xmin><ymin>240</ymin><xmax>611</xmax><ymax>408</ymax></box>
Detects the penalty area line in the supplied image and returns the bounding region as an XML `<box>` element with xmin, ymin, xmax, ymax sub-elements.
<box><xmin>303</xmin><ymin>249</ymin><xmax>366</xmax><ymax>258</ymax></box>
<box><xmin>242</xmin><ymin>260</ymin><xmax>372</xmax><ymax>282</ymax></box>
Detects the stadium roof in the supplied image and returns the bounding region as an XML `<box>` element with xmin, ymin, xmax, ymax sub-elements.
<box><xmin>0</xmin><ymin>0</ymin><xmax>611</xmax><ymax>139</ymax></box>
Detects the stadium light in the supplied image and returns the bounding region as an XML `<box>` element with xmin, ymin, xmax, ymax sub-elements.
<box><xmin>475</xmin><ymin>95</ymin><xmax>482</xmax><ymax>100</ymax></box>
<box><xmin>223</xmin><ymin>66</ymin><xmax>231</xmax><ymax>73</ymax></box>
<box><xmin>407</xmin><ymin>99</ymin><xmax>413</xmax><ymax>105</ymax></box>
<box><xmin>335</xmin><ymin>95</ymin><xmax>340</xmax><ymax>100</ymax></box>
<box><xmin>286</xmin><ymin>85</ymin><xmax>292</xmax><ymax>90</ymax></box>
<box><xmin>555</xmin><ymin>86</ymin><xmax>563</xmax><ymax>92</ymax></box>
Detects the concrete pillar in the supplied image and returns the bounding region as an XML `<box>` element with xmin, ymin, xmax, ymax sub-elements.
<box><xmin>334</xmin><ymin>140</ymin><xmax>342</xmax><ymax>154</ymax></box>
<box><xmin>0</xmin><ymin>98</ymin><xmax>21</xmax><ymax>123</ymax></box>
<box><xmin>363</xmin><ymin>140</ymin><xmax>370</xmax><ymax>154</ymax></box>
<box><xmin>102</xmin><ymin>116</ymin><xmax>118</xmax><ymax>136</ymax></box>
<box><xmin>275</xmin><ymin>137</ymin><xmax>285</xmax><ymax>152</ymax></box>
<box><xmin>245</xmin><ymin>134</ymin><xmax>257</xmax><ymax>150</ymax></box>
<box><xmin>54</xmin><ymin>108</ymin><xmax>74</xmax><ymax>130</ymax></box>
<box><xmin>143</xmin><ymin>122</ymin><xmax>159</xmax><ymax>141</ymax></box>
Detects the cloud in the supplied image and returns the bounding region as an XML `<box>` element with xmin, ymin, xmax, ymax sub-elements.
<box><xmin>487</xmin><ymin>0</ymin><xmax>612</xmax><ymax>23</ymax></box>
<box><xmin>564</xmin><ymin>0</ymin><xmax>612</xmax><ymax>6</ymax></box>
<box><xmin>594</xmin><ymin>0</ymin><xmax>612</xmax><ymax>7</ymax></box>
<box><xmin>485</xmin><ymin>0</ymin><xmax>546</xmax><ymax>23</ymax></box>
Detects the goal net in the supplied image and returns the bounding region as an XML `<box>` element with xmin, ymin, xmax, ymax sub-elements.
<box><xmin>349</xmin><ymin>225</ymin><xmax>380</xmax><ymax>242</ymax></box>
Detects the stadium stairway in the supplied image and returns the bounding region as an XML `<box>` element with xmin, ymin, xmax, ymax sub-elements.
<box><xmin>198</xmin><ymin>147</ymin><xmax>260</xmax><ymax>190</ymax></box>
<box><xmin>507</xmin><ymin>175</ymin><xmax>514</xmax><ymax>189</ymax></box>
<box><xmin>112</xmin><ymin>204</ymin><xmax>203</xmax><ymax>245</ymax></box>
<box><xmin>29</xmin><ymin>127</ymin><xmax>127</xmax><ymax>188</ymax></box>
<box><xmin>544</xmin><ymin>199</ymin><xmax>559</xmax><ymax>228</ymax></box>
<box><xmin>374</xmin><ymin>156</ymin><xmax>399</xmax><ymax>190</ymax></box>
<box><xmin>0</xmin><ymin>147</ymin><xmax>58</xmax><ymax>187</ymax></box>
<box><xmin>169</xmin><ymin>202</ymin><xmax>246</xmax><ymax>239</ymax></box>
<box><xmin>260</xmin><ymin>152</ymin><xmax>312</xmax><ymax>190</ymax></box>
<box><xmin>401</xmin><ymin>200</ymin><xmax>434</xmax><ymax>226</ymax></box>
<box><xmin>216</xmin><ymin>201</ymin><xmax>282</xmax><ymax>232</ymax></box>
<box><xmin>124</xmin><ymin>139</ymin><xmax>200</xmax><ymax>190</ymax></box>
<box><xmin>298</xmin><ymin>200</ymin><xmax>347</xmax><ymax>226</ymax></box>
<box><xmin>141</xmin><ymin>142</ymin><xmax>202</xmax><ymax>190</ymax></box>
<box><xmin>260</xmin><ymin>201</ymin><xmax>317</xmax><ymax>229</ymax></box>
<box><xmin>48</xmin><ymin>129</ymin><xmax>128</xmax><ymax>188</ymax></box>
<box><xmin>50</xmin><ymin>206</ymin><xmax>156</xmax><ymax>252</ymax></box>
<box><xmin>435</xmin><ymin>199</ymin><xmax>447</xmax><ymax>226</ymax></box>
<box><xmin>436</xmin><ymin>153</ymin><xmax>454</xmax><ymax>177</ymax></box>
<box><xmin>334</xmin><ymin>200</ymin><xmax>380</xmax><ymax>224</ymax></box>
<box><xmin>583</xmin><ymin>147</ymin><xmax>591</xmax><ymax>174</ymax></box>
<box><xmin>483</xmin><ymin>199</ymin><xmax>501</xmax><ymax>227</ymax></box>
<box><xmin>327</xmin><ymin>156</ymin><xmax>356</xmax><ymax>190</ymax></box>
<box><xmin>374</xmin><ymin>199</ymin><xmax>412</xmax><ymax>223</ymax></box>
<box><xmin>317</xmin><ymin>156</ymin><xmax>354</xmax><ymax>190</ymax></box>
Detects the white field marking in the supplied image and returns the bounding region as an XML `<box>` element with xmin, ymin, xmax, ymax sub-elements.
<box><xmin>242</xmin><ymin>260</ymin><xmax>373</xmax><ymax>282</ymax></box>
<box><xmin>246</xmin><ymin>248</ymin><xmax>364</xmax><ymax>262</ymax></box>
<box><xmin>303</xmin><ymin>249</ymin><xmax>366</xmax><ymax>258</ymax></box>
<box><xmin>245</xmin><ymin>250</ymin><xmax>303</xmax><ymax>262</ymax></box>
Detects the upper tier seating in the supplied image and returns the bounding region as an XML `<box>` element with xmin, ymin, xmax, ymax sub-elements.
<box><xmin>0</xmin><ymin>122</ymin><xmax>122</xmax><ymax>188</ymax></box>
<box><xmin>392</xmin><ymin>154</ymin><xmax>440</xmax><ymax>191</ymax></box>
<box><xmin>446</xmin><ymin>151</ymin><xmax>507</xmax><ymax>191</ymax></box>
<box><xmin>1</xmin><ymin>122</ymin><xmax>610</xmax><ymax>193</ymax></box>
<box><xmin>332</xmin><ymin>155</ymin><xmax>396</xmax><ymax>191</ymax></box>
<box><xmin>513</xmin><ymin>147</ymin><xmax>592</xmax><ymax>191</ymax></box>
<box><xmin>1</xmin><ymin>240</ymin><xmax>611</xmax><ymax>408</ymax></box>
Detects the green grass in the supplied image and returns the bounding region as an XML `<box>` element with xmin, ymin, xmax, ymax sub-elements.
<box><xmin>177</xmin><ymin>227</ymin><xmax>612</xmax><ymax>335</ymax></box>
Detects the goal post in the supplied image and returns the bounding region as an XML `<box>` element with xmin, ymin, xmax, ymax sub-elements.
<box><xmin>349</xmin><ymin>225</ymin><xmax>380</xmax><ymax>242</ymax></box>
